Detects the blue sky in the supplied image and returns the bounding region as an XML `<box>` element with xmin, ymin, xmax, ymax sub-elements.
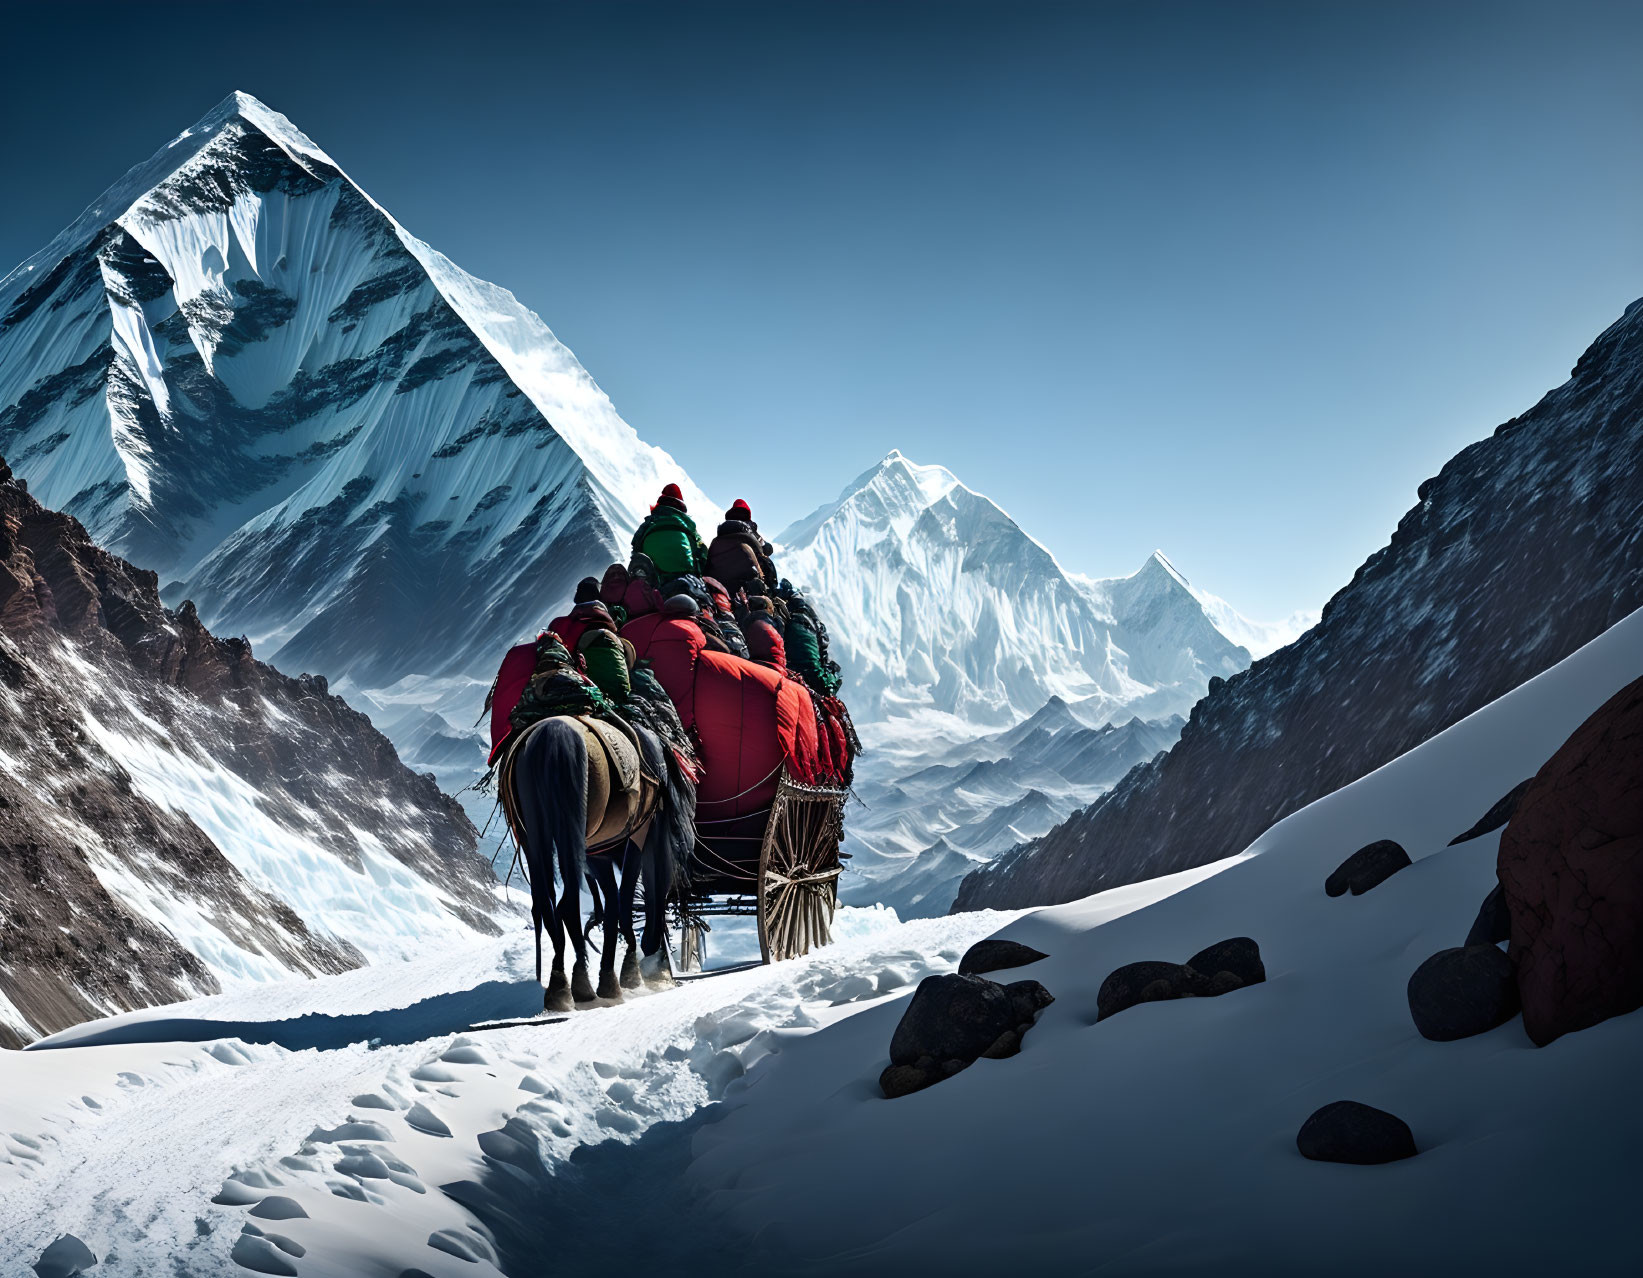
<box><xmin>2</xmin><ymin>0</ymin><xmax>1640</xmax><ymax>620</ymax></box>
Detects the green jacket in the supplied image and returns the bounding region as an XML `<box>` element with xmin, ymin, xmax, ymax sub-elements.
<box><xmin>577</xmin><ymin>629</ymin><xmax>631</xmax><ymax>704</ymax></box>
<box><xmin>784</xmin><ymin>614</ymin><xmax>841</xmax><ymax>695</ymax></box>
<box><xmin>632</xmin><ymin>506</ymin><xmax>708</xmax><ymax>578</ymax></box>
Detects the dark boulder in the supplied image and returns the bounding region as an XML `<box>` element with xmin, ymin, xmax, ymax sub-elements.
<box><xmin>889</xmin><ymin>974</ymin><xmax>1019</xmax><ymax>1065</ymax></box>
<box><xmin>882</xmin><ymin>973</ymin><xmax>1054</xmax><ymax>1097</ymax></box>
<box><xmin>1185</xmin><ymin>936</ymin><xmax>1266</xmax><ymax>987</ymax></box>
<box><xmin>958</xmin><ymin>938</ymin><xmax>1048</xmax><ymax>976</ymax></box>
<box><xmin>1448</xmin><ymin>779</ymin><xmax>1533</xmax><ymax>845</ymax></box>
<box><xmin>1499</xmin><ymin>674</ymin><xmax>1643</xmax><ymax>1046</ymax></box>
<box><xmin>1296</xmin><ymin>1101</ymin><xmax>1417</xmax><ymax>1164</ymax></box>
<box><xmin>1096</xmin><ymin>961</ymin><xmax>1210</xmax><ymax>1020</ymax></box>
<box><xmin>1325</xmin><ymin>839</ymin><xmax>1412</xmax><ymax>896</ymax></box>
<box><xmin>1407</xmin><ymin>944</ymin><xmax>1520</xmax><ymax>1041</ymax></box>
<box><xmin>1463</xmin><ymin>883</ymin><xmax>1510</xmax><ymax>948</ymax></box>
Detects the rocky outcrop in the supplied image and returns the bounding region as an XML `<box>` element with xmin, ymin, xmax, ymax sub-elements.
<box><xmin>1325</xmin><ymin>840</ymin><xmax>1412</xmax><ymax>897</ymax></box>
<box><xmin>1296</xmin><ymin>1101</ymin><xmax>1417</xmax><ymax>1165</ymax></box>
<box><xmin>881</xmin><ymin>973</ymin><xmax>1054</xmax><ymax>1098</ymax></box>
<box><xmin>0</xmin><ymin>465</ymin><xmax>499</xmax><ymax>1046</ymax></box>
<box><xmin>1499</xmin><ymin>674</ymin><xmax>1643</xmax><ymax>1046</ymax></box>
<box><xmin>956</xmin><ymin>300</ymin><xmax>1643</xmax><ymax>911</ymax></box>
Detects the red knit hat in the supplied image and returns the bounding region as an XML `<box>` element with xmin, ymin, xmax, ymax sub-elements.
<box><xmin>661</xmin><ymin>483</ymin><xmax>683</xmax><ymax>500</ymax></box>
<box><xmin>729</xmin><ymin>498</ymin><xmax>752</xmax><ymax>519</ymax></box>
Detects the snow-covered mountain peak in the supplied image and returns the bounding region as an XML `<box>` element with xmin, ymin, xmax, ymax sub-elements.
<box><xmin>777</xmin><ymin>452</ymin><xmax>1255</xmax><ymax>729</ymax></box>
<box><xmin>779</xmin><ymin>449</ymin><xmax>964</xmax><ymax>551</ymax></box>
<box><xmin>0</xmin><ymin>92</ymin><xmax>711</xmax><ymax>700</ymax></box>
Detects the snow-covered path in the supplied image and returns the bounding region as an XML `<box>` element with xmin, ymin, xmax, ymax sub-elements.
<box><xmin>2</xmin><ymin>907</ymin><xmax>1057</xmax><ymax>1276</ymax></box>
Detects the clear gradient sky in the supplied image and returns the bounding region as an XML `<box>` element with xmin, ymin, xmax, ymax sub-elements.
<box><xmin>2</xmin><ymin>0</ymin><xmax>1641</xmax><ymax>621</ymax></box>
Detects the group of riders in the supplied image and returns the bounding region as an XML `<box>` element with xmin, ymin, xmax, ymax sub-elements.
<box><xmin>486</xmin><ymin>484</ymin><xmax>852</xmax><ymax>1012</ymax></box>
<box><xmin>543</xmin><ymin>486</ymin><xmax>843</xmax><ymax>711</ymax></box>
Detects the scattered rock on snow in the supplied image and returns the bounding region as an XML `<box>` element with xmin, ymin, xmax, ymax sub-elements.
<box><xmin>1096</xmin><ymin>961</ymin><xmax>1210</xmax><ymax>1020</ymax></box>
<box><xmin>1096</xmin><ymin>937</ymin><xmax>1267</xmax><ymax>1021</ymax></box>
<box><xmin>1463</xmin><ymin>884</ymin><xmax>1510</xmax><ymax>948</ymax></box>
<box><xmin>31</xmin><ymin>1234</ymin><xmax>98</xmax><ymax>1278</ymax></box>
<box><xmin>1448</xmin><ymin>779</ymin><xmax>1534</xmax><ymax>845</ymax></box>
<box><xmin>958</xmin><ymin>938</ymin><xmax>1048</xmax><ymax>976</ymax></box>
<box><xmin>881</xmin><ymin>973</ymin><xmax>1054</xmax><ymax>1097</ymax></box>
<box><xmin>1499</xmin><ymin>674</ymin><xmax>1643</xmax><ymax>1046</ymax></box>
<box><xmin>1185</xmin><ymin>936</ymin><xmax>1267</xmax><ymax>988</ymax></box>
<box><xmin>1296</xmin><ymin>1100</ymin><xmax>1417</xmax><ymax>1164</ymax></box>
<box><xmin>1407</xmin><ymin>945</ymin><xmax>1520</xmax><ymax>1041</ymax></box>
<box><xmin>1325</xmin><ymin>839</ymin><xmax>1412</xmax><ymax>896</ymax></box>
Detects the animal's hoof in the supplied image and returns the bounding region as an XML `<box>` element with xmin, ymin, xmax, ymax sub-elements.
<box><xmin>640</xmin><ymin>950</ymin><xmax>678</xmax><ymax>990</ymax></box>
<box><xmin>597</xmin><ymin>968</ymin><xmax>624</xmax><ymax>1001</ymax></box>
<box><xmin>544</xmin><ymin>971</ymin><xmax>573</xmax><ymax>1013</ymax></box>
<box><xmin>572</xmin><ymin>962</ymin><xmax>598</xmax><ymax>1005</ymax></box>
<box><xmin>620</xmin><ymin>946</ymin><xmax>643</xmax><ymax>990</ymax></box>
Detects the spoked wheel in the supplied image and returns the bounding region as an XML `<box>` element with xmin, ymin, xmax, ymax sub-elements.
<box><xmin>679</xmin><ymin>917</ymin><xmax>706</xmax><ymax>973</ymax></box>
<box><xmin>756</xmin><ymin>773</ymin><xmax>846</xmax><ymax>963</ymax></box>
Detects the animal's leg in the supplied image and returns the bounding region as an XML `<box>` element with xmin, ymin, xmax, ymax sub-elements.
<box><xmin>590</xmin><ymin>855</ymin><xmax>624</xmax><ymax>1001</ymax></box>
<box><xmin>619</xmin><ymin>834</ymin><xmax>643</xmax><ymax>989</ymax></box>
<box><xmin>639</xmin><ymin>817</ymin><xmax>678</xmax><ymax>989</ymax></box>
<box><xmin>544</xmin><ymin>902</ymin><xmax>572</xmax><ymax>1013</ymax></box>
<box><xmin>584</xmin><ymin>871</ymin><xmax>604</xmax><ymax>951</ymax></box>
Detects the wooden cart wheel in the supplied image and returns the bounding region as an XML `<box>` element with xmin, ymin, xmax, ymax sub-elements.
<box><xmin>756</xmin><ymin>776</ymin><xmax>844</xmax><ymax>963</ymax></box>
<box><xmin>679</xmin><ymin>918</ymin><xmax>705</xmax><ymax>973</ymax></box>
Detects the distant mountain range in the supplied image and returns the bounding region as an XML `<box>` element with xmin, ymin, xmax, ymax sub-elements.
<box><xmin>775</xmin><ymin>450</ymin><xmax>1314</xmax><ymax>914</ymax></box>
<box><xmin>957</xmin><ymin>297</ymin><xmax>1643</xmax><ymax>911</ymax></box>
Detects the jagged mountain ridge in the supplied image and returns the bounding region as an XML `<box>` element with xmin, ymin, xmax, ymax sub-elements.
<box><xmin>956</xmin><ymin>297</ymin><xmax>1643</xmax><ymax>911</ymax></box>
<box><xmin>777</xmin><ymin>450</ymin><xmax>1264</xmax><ymax>730</ymax></box>
<box><xmin>0</xmin><ymin>463</ymin><xmax>504</xmax><ymax>1046</ymax></box>
<box><xmin>0</xmin><ymin>91</ymin><xmax>710</xmax><ymax>699</ymax></box>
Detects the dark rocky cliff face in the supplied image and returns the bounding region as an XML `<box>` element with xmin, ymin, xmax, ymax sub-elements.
<box><xmin>0</xmin><ymin>465</ymin><xmax>499</xmax><ymax>1047</ymax></box>
<box><xmin>955</xmin><ymin>298</ymin><xmax>1643</xmax><ymax>912</ymax></box>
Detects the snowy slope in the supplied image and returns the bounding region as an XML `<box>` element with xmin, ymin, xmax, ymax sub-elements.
<box><xmin>680</xmin><ymin>606</ymin><xmax>1643</xmax><ymax>1273</ymax></box>
<box><xmin>0</xmin><ymin>91</ymin><xmax>710</xmax><ymax>715</ymax></box>
<box><xmin>3</xmin><ymin>607</ymin><xmax>1635</xmax><ymax>1275</ymax></box>
<box><xmin>777</xmin><ymin>450</ymin><xmax>1278</xmax><ymax>730</ymax></box>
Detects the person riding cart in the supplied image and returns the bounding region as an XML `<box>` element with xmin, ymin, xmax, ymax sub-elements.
<box><xmin>631</xmin><ymin>483</ymin><xmax>708</xmax><ymax>578</ymax></box>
